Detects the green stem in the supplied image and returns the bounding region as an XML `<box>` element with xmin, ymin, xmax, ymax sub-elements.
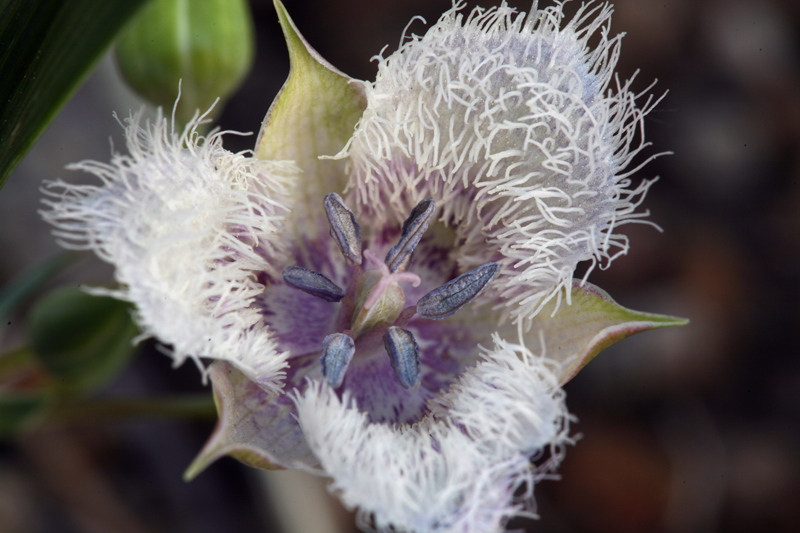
<box><xmin>48</xmin><ymin>394</ymin><xmax>217</xmax><ymax>423</ymax></box>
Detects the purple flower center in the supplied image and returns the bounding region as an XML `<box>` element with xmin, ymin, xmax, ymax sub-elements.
<box><xmin>279</xmin><ymin>194</ymin><xmax>498</xmax><ymax>393</ymax></box>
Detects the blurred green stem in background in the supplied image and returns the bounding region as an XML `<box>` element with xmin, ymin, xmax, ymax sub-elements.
<box><xmin>47</xmin><ymin>394</ymin><xmax>217</xmax><ymax>423</ymax></box>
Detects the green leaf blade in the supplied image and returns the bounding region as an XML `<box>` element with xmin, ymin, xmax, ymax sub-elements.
<box><xmin>0</xmin><ymin>348</ymin><xmax>53</xmax><ymax>439</ymax></box>
<box><xmin>0</xmin><ymin>0</ymin><xmax>151</xmax><ymax>189</ymax></box>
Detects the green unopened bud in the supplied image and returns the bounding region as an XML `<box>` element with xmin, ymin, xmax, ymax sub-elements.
<box><xmin>115</xmin><ymin>0</ymin><xmax>255</xmax><ymax>125</ymax></box>
<box><xmin>28</xmin><ymin>287</ymin><xmax>139</xmax><ymax>394</ymax></box>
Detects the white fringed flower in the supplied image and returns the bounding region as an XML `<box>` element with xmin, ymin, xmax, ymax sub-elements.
<box><xmin>42</xmin><ymin>2</ymin><xmax>679</xmax><ymax>532</ymax></box>
<box><xmin>346</xmin><ymin>1</ymin><xmax>662</xmax><ymax>323</ymax></box>
<box><xmin>295</xmin><ymin>336</ymin><xmax>571</xmax><ymax>533</ymax></box>
<box><xmin>42</xmin><ymin>107</ymin><xmax>297</xmax><ymax>392</ymax></box>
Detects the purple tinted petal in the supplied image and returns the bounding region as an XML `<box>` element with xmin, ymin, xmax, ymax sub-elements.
<box><xmin>257</xmin><ymin>279</ymin><xmax>339</xmax><ymax>358</ymax></box>
<box><xmin>339</xmin><ymin>308</ymin><xmax>505</xmax><ymax>425</ymax></box>
<box><xmin>341</xmin><ymin>355</ymin><xmax>434</xmax><ymax>424</ymax></box>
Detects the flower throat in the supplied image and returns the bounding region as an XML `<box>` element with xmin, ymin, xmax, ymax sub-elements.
<box><xmin>282</xmin><ymin>194</ymin><xmax>498</xmax><ymax>390</ymax></box>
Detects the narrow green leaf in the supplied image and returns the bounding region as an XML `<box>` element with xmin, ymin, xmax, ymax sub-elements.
<box><xmin>0</xmin><ymin>0</ymin><xmax>151</xmax><ymax>189</ymax></box>
<box><xmin>534</xmin><ymin>280</ymin><xmax>689</xmax><ymax>385</ymax></box>
<box><xmin>28</xmin><ymin>287</ymin><xmax>139</xmax><ymax>393</ymax></box>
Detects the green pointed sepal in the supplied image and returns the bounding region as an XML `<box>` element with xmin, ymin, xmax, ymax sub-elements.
<box><xmin>255</xmin><ymin>0</ymin><xmax>367</xmax><ymax>236</ymax></box>
<box><xmin>184</xmin><ymin>361</ymin><xmax>318</xmax><ymax>480</ymax></box>
<box><xmin>533</xmin><ymin>280</ymin><xmax>689</xmax><ymax>385</ymax></box>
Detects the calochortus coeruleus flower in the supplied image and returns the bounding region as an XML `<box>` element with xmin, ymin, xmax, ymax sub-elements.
<box><xmin>41</xmin><ymin>1</ymin><xmax>687</xmax><ymax>531</ymax></box>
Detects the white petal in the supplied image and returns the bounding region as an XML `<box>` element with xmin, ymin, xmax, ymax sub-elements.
<box><xmin>429</xmin><ymin>334</ymin><xmax>572</xmax><ymax>461</ymax></box>
<box><xmin>41</xmin><ymin>107</ymin><xmax>297</xmax><ymax>391</ymax></box>
<box><xmin>294</xmin><ymin>336</ymin><xmax>570</xmax><ymax>532</ymax></box>
<box><xmin>345</xmin><ymin>2</ymin><xmax>663</xmax><ymax>324</ymax></box>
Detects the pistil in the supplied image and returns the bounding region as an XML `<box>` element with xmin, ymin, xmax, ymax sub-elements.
<box><xmin>362</xmin><ymin>250</ymin><xmax>421</xmax><ymax>310</ymax></box>
<box><xmin>347</xmin><ymin>250</ymin><xmax>420</xmax><ymax>339</ymax></box>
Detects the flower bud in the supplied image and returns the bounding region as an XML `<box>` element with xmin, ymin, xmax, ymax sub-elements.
<box><xmin>28</xmin><ymin>287</ymin><xmax>139</xmax><ymax>393</ymax></box>
<box><xmin>115</xmin><ymin>0</ymin><xmax>255</xmax><ymax>125</ymax></box>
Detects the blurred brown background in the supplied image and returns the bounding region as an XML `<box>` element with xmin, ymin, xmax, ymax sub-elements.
<box><xmin>2</xmin><ymin>0</ymin><xmax>799</xmax><ymax>532</ymax></box>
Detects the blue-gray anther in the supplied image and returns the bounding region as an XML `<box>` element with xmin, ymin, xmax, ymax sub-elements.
<box><xmin>383</xmin><ymin>326</ymin><xmax>421</xmax><ymax>389</ymax></box>
<box><xmin>416</xmin><ymin>262</ymin><xmax>499</xmax><ymax>319</ymax></box>
<box><xmin>320</xmin><ymin>333</ymin><xmax>356</xmax><ymax>388</ymax></box>
<box><xmin>282</xmin><ymin>266</ymin><xmax>345</xmax><ymax>302</ymax></box>
<box><xmin>384</xmin><ymin>198</ymin><xmax>435</xmax><ymax>273</ymax></box>
<box><xmin>324</xmin><ymin>193</ymin><xmax>362</xmax><ymax>265</ymax></box>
